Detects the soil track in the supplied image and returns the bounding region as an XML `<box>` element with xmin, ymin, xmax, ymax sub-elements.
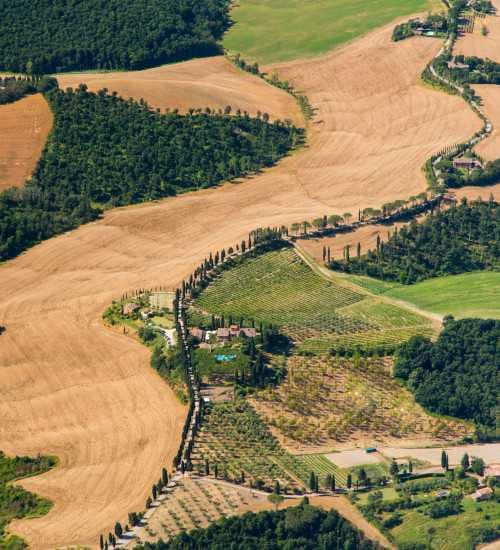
<box><xmin>57</xmin><ymin>57</ymin><xmax>303</xmax><ymax>126</ymax></box>
<box><xmin>0</xmin><ymin>23</ymin><xmax>485</xmax><ymax>549</ymax></box>
<box><xmin>0</xmin><ymin>94</ymin><xmax>52</xmax><ymax>191</ymax></box>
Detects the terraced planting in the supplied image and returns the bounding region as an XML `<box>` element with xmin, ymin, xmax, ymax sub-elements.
<box><xmin>190</xmin><ymin>399</ymin><xmax>305</xmax><ymax>493</ymax></box>
<box><xmin>195</xmin><ymin>247</ymin><xmax>434</xmax><ymax>354</ymax></box>
<box><xmin>253</xmin><ymin>356</ymin><xmax>471</xmax><ymax>450</ymax></box>
<box><xmin>135</xmin><ymin>477</ymin><xmax>267</xmax><ymax>543</ymax></box>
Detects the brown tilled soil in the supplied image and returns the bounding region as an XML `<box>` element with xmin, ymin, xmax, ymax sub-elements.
<box><xmin>57</xmin><ymin>57</ymin><xmax>303</xmax><ymax>126</ymax></box>
<box><xmin>475</xmin><ymin>85</ymin><xmax>500</xmax><ymax>160</ymax></box>
<box><xmin>0</xmin><ymin>23</ymin><xmax>485</xmax><ymax>549</ymax></box>
<box><xmin>0</xmin><ymin>94</ymin><xmax>53</xmax><ymax>190</ymax></box>
<box><xmin>454</xmin><ymin>1</ymin><xmax>500</xmax><ymax>62</ymax></box>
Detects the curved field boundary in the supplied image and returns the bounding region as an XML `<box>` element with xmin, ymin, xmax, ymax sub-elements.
<box><xmin>0</xmin><ymin>94</ymin><xmax>53</xmax><ymax>191</ymax></box>
<box><xmin>1</xmin><ymin>18</ymin><xmax>484</xmax><ymax>549</ymax></box>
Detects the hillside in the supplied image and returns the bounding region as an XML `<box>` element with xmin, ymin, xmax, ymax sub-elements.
<box><xmin>329</xmin><ymin>201</ymin><xmax>499</xmax><ymax>283</ymax></box>
<box><xmin>0</xmin><ymin>85</ymin><xmax>302</xmax><ymax>262</ymax></box>
<box><xmin>0</xmin><ymin>15</ymin><xmax>494</xmax><ymax>550</ymax></box>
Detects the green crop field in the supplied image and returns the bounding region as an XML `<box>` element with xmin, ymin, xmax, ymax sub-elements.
<box><xmin>195</xmin><ymin>247</ymin><xmax>434</xmax><ymax>353</ymax></box>
<box><xmin>385</xmin><ymin>271</ymin><xmax>500</xmax><ymax>320</ymax></box>
<box><xmin>223</xmin><ymin>0</ymin><xmax>441</xmax><ymax>64</ymax></box>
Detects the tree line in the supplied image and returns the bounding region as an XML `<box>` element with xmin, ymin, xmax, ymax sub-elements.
<box><xmin>0</xmin><ymin>0</ymin><xmax>231</xmax><ymax>74</ymax></box>
<box><xmin>395</xmin><ymin>317</ymin><xmax>499</xmax><ymax>432</ymax></box>
<box><xmin>329</xmin><ymin>199</ymin><xmax>499</xmax><ymax>284</ymax></box>
<box><xmin>134</xmin><ymin>499</ymin><xmax>377</xmax><ymax>549</ymax></box>
<box><xmin>0</xmin><ymin>75</ymin><xmax>57</xmax><ymax>105</ymax></box>
<box><xmin>0</xmin><ymin>84</ymin><xmax>302</xmax><ymax>262</ymax></box>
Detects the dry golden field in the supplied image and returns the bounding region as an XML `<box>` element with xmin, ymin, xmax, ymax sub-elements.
<box><xmin>0</xmin><ymin>21</ymin><xmax>490</xmax><ymax>549</ymax></box>
<box><xmin>57</xmin><ymin>57</ymin><xmax>303</xmax><ymax>126</ymax></box>
<box><xmin>475</xmin><ymin>85</ymin><xmax>500</xmax><ymax>160</ymax></box>
<box><xmin>454</xmin><ymin>0</ymin><xmax>500</xmax><ymax>62</ymax></box>
<box><xmin>0</xmin><ymin>94</ymin><xmax>52</xmax><ymax>191</ymax></box>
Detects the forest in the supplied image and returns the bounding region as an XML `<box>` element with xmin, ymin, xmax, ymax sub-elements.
<box><xmin>395</xmin><ymin>318</ymin><xmax>499</xmax><ymax>430</ymax></box>
<box><xmin>0</xmin><ymin>0</ymin><xmax>231</xmax><ymax>74</ymax></box>
<box><xmin>328</xmin><ymin>200</ymin><xmax>499</xmax><ymax>283</ymax></box>
<box><xmin>135</xmin><ymin>500</ymin><xmax>377</xmax><ymax>549</ymax></box>
<box><xmin>0</xmin><ymin>85</ymin><xmax>301</xmax><ymax>262</ymax></box>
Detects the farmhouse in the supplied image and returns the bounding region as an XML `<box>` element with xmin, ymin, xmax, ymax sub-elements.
<box><xmin>485</xmin><ymin>465</ymin><xmax>500</xmax><ymax>480</ymax></box>
<box><xmin>122</xmin><ymin>302</ymin><xmax>139</xmax><ymax>316</ymax></box>
<box><xmin>217</xmin><ymin>327</ymin><xmax>230</xmax><ymax>343</ymax></box>
<box><xmin>453</xmin><ymin>156</ymin><xmax>482</xmax><ymax>170</ymax></box>
<box><xmin>447</xmin><ymin>60</ymin><xmax>470</xmax><ymax>70</ymax></box>
<box><xmin>471</xmin><ymin>487</ymin><xmax>494</xmax><ymax>501</ymax></box>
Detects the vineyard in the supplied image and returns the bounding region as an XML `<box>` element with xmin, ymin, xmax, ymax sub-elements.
<box><xmin>253</xmin><ymin>356</ymin><xmax>471</xmax><ymax>450</ymax></box>
<box><xmin>190</xmin><ymin>400</ymin><xmax>305</xmax><ymax>493</ymax></box>
<box><xmin>194</xmin><ymin>247</ymin><xmax>434</xmax><ymax>354</ymax></box>
<box><xmin>292</xmin><ymin>454</ymin><xmax>348</xmax><ymax>488</ymax></box>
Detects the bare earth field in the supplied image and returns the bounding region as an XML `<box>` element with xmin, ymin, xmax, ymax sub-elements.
<box><xmin>57</xmin><ymin>57</ymin><xmax>303</xmax><ymax>126</ymax></box>
<box><xmin>0</xmin><ymin>94</ymin><xmax>53</xmax><ymax>191</ymax></box>
<box><xmin>0</xmin><ymin>23</ymin><xmax>488</xmax><ymax>549</ymax></box>
<box><xmin>454</xmin><ymin>2</ymin><xmax>500</xmax><ymax>63</ymax></box>
<box><xmin>475</xmin><ymin>85</ymin><xmax>500</xmax><ymax>160</ymax></box>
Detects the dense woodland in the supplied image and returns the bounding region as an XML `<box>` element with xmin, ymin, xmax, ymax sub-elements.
<box><xmin>329</xmin><ymin>200</ymin><xmax>499</xmax><ymax>283</ymax></box>
<box><xmin>395</xmin><ymin>318</ymin><xmax>499</xmax><ymax>430</ymax></box>
<box><xmin>135</xmin><ymin>501</ymin><xmax>377</xmax><ymax>549</ymax></box>
<box><xmin>0</xmin><ymin>0</ymin><xmax>231</xmax><ymax>73</ymax></box>
<box><xmin>0</xmin><ymin>85</ymin><xmax>301</xmax><ymax>262</ymax></box>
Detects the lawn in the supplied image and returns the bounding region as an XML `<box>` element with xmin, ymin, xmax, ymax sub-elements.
<box><xmin>223</xmin><ymin>0</ymin><xmax>441</xmax><ymax>64</ymax></box>
<box><xmin>385</xmin><ymin>271</ymin><xmax>500</xmax><ymax>320</ymax></box>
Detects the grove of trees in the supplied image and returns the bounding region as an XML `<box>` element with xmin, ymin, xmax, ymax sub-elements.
<box><xmin>0</xmin><ymin>75</ymin><xmax>57</xmax><ymax>104</ymax></box>
<box><xmin>395</xmin><ymin>317</ymin><xmax>499</xmax><ymax>430</ymax></box>
<box><xmin>0</xmin><ymin>84</ymin><xmax>302</xmax><ymax>262</ymax></box>
<box><xmin>134</xmin><ymin>500</ymin><xmax>377</xmax><ymax>549</ymax></box>
<box><xmin>329</xmin><ymin>199</ymin><xmax>499</xmax><ymax>283</ymax></box>
<box><xmin>0</xmin><ymin>0</ymin><xmax>231</xmax><ymax>73</ymax></box>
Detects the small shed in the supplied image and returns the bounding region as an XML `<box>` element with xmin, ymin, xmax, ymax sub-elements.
<box><xmin>471</xmin><ymin>487</ymin><xmax>493</xmax><ymax>502</ymax></box>
<box><xmin>122</xmin><ymin>302</ymin><xmax>139</xmax><ymax>316</ymax></box>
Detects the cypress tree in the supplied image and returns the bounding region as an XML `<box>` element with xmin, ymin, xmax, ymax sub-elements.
<box><xmin>346</xmin><ymin>473</ymin><xmax>352</xmax><ymax>489</ymax></box>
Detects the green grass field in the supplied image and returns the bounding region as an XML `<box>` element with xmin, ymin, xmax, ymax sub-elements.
<box><xmin>195</xmin><ymin>247</ymin><xmax>433</xmax><ymax>353</ymax></box>
<box><xmin>223</xmin><ymin>0</ymin><xmax>441</xmax><ymax>64</ymax></box>
<box><xmin>390</xmin><ymin>497</ymin><xmax>500</xmax><ymax>550</ymax></box>
<box><xmin>385</xmin><ymin>271</ymin><xmax>500</xmax><ymax>320</ymax></box>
